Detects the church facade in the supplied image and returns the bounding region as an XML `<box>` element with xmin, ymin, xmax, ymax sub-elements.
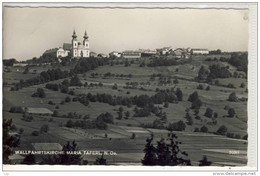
<box><xmin>56</xmin><ymin>30</ymin><xmax>90</xmax><ymax>58</ymax></box>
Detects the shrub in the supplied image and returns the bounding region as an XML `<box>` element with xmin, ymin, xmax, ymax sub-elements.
<box><xmin>40</xmin><ymin>124</ymin><xmax>49</xmax><ymax>133</ymax></box>
<box><xmin>216</xmin><ymin>125</ymin><xmax>227</xmax><ymax>135</ymax></box>
<box><xmin>32</xmin><ymin>131</ymin><xmax>40</xmax><ymax>136</ymax></box>
<box><xmin>197</xmin><ymin>84</ymin><xmax>204</xmax><ymax>90</ymax></box>
<box><xmin>167</xmin><ymin>120</ymin><xmax>186</xmax><ymax>131</ymax></box>
<box><xmin>65</xmin><ymin>96</ymin><xmax>71</xmax><ymax>103</ymax></box>
<box><xmin>200</xmin><ymin>126</ymin><xmax>208</xmax><ymax>133</ymax></box>
<box><xmin>226</xmin><ymin>133</ymin><xmax>234</xmax><ymax>138</ymax></box>
<box><xmin>234</xmin><ymin>134</ymin><xmax>241</xmax><ymax>139</ymax></box>
<box><xmin>19</xmin><ymin>128</ymin><xmax>24</xmax><ymax>134</ymax></box>
<box><xmin>227</xmin><ymin>83</ymin><xmax>235</xmax><ymax>88</ymax></box>
<box><xmin>48</xmin><ymin>101</ymin><xmax>54</xmax><ymax>105</ymax></box>
<box><xmin>130</xmin><ymin>133</ymin><xmax>136</xmax><ymax>139</ymax></box>
<box><xmin>194</xmin><ymin>127</ymin><xmax>200</xmax><ymax>132</ymax></box>
<box><xmin>228</xmin><ymin>108</ymin><xmax>236</xmax><ymax>117</ymax></box>
<box><xmin>240</xmin><ymin>82</ymin><xmax>246</xmax><ymax>88</ymax></box>
<box><xmin>191</xmin><ymin>99</ymin><xmax>202</xmax><ymax>110</ymax></box>
<box><xmin>188</xmin><ymin>91</ymin><xmax>198</xmax><ymax>102</ymax></box>
<box><xmin>204</xmin><ymin>108</ymin><xmax>213</xmax><ymax>118</ymax></box>
<box><xmin>228</xmin><ymin>92</ymin><xmax>238</xmax><ymax>102</ymax></box>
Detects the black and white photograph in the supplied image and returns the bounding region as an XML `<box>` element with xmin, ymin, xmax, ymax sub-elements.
<box><xmin>2</xmin><ymin>2</ymin><xmax>258</xmax><ymax>172</ymax></box>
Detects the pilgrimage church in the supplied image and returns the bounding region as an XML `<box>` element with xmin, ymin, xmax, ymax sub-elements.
<box><xmin>44</xmin><ymin>30</ymin><xmax>90</xmax><ymax>58</ymax></box>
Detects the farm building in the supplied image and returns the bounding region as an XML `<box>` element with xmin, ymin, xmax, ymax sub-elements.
<box><xmin>172</xmin><ymin>48</ymin><xmax>191</xmax><ymax>59</ymax></box>
<box><xmin>109</xmin><ymin>51</ymin><xmax>122</xmax><ymax>58</ymax></box>
<box><xmin>90</xmin><ymin>51</ymin><xmax>98</xmax><ymax>58</ymax></box>
<box><xmin>26</xmin><ymin>107</ymin><xmax>53</xmax><ymax>116</ymax></box>
<box><xmin>122</xmin><ymin>50</ymin><xmax>141</xmax><ymax>59</ymax></box>
<box><xmin>156</xmin><ymin>47</ymin><xmax>172</xmax><ymax>55</ymax></box>
<box><xmin>139</xmin><ymin>49</ymin><xmax>157</xmax><ymax>57</ymax></box>
<box><xmin>191</xmin><ymin>48</ymin><xmax>209</xmax><ymax>55</ymax></box>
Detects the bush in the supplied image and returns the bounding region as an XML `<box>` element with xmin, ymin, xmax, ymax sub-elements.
<box><xmin>194</xmin><ymin>127</ymin><xmax>200</xmax><ymax>132</ymax></box>
<box><xmin>234</xmin><ymin>134</ymin><xmax>241</xmax><ymax>139</ymax></box>
<box><xmin>228</xmin><ymin>92</ymin><xmax>238</xmax><ymax>102</ymax></box>
<box><xmin>19</xmin><ymin>128</ymin><xmax>24</xmax><ymax>134</ymax></box>
<box><xmin>226</xmin><ymin>133</ymin><xmax>234</xmax><ymax>138</ymax></box>
<box><xmin>65</xmin><ymin>96</ymin><xmax>71</xmax><ymax>103</ymax></box>
<box><xmin>240</xmin><ymin>82</ymin><xmax>246</xmax><ymax>88</ymax></box>
<box><xmin>227</xmin><ymin>83</ymin><xmax>235</xmax><ymax>88</ymax></box>
<box><xmin>188</xmin><ymin>91</ymin><xmax>198</xmax><ymax>102</ymax></box>
<box><xmin>197</xmin><ymin>84</ymin><xmax>204</xmax><ymax>90</ymax></box>
<box><xmin>200</xmin><ymin>126</ymin><xmax>208</xmax><ymax>133</ymax></box>
<box><xmin>191</xmin><ymin>99</ymin><xmax>202</xmax><ymax>110</ymax></box>
<box><xmin>216</xmin><ymin>125</ymin><xmax>227</xmax><ymax>135</ymax></box>
<box><xmin>48</xmin><ymin>101</ymin><xmax>54</xmax><ymax>105</ymax></box>
<box><xmin>32</xmin><ymin>131</ymin><xmax>40</xmax><ymax>136</ymax></box>
<box><xmin>40</xmin><ymin>124</ymin><xmax>49</xmax><ymax>133</ymax></box>
<box><xmin>167</xmin><ymin>120</ymin><xmax>186</xmax><ymax>131</ymax></box>
<box><xmin>204</xmin><ymin>108</ymin><xmax>213</xmax><ymax>118</ymax></box>
<box><xmin>228</xmin><ymin>108</ymin><xmax>236</xmax><ymax>117</ymax></box>
<box><xmin>130</xmin><ymin>133</ymin><xmax>136</xmax><ymax>139</ymax></box>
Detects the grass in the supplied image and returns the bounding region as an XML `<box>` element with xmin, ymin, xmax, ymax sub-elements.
<box><xmin>3</xmin><ymin>57</ymin><xmax>248</xmax><ymax>166</ymax></box>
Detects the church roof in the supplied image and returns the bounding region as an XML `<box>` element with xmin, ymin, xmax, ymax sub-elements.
<box><xmin>63</xmin><ymin>43</ymin><xmax>72</xmax><ymax>50</ymax></box>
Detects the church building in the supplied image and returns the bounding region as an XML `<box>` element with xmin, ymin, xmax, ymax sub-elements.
<box><xmin>56</xmin><ymin>30</ymin><xmax>90</xmax><ymax>58</ymax></box>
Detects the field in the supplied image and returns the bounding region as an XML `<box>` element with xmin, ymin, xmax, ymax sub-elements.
<box><xmin>3</xmin><ymin>54</ymin><xmax>248</xmax><ymax>166</ymax></box>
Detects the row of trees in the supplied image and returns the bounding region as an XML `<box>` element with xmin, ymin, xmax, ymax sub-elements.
<box><xmin>147</xmin><ymin>58</ymin><xmax>190</xmax><ymax>67</ymax></box>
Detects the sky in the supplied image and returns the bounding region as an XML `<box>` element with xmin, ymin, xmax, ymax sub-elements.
<box><xmin>3</xmin><ymin>7</ymin><xmax>249</xmax><ymax>61</ymax></box>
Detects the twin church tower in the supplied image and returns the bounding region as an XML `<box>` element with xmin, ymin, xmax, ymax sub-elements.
<box><xmin>56</xmin><ymin>29</ymin><xmax>90</xmax><ymax>58</ymax></box>
<box><xmin>71</xmin><ymin>29</ymin><xmax>90</xmax><ymax>57</ymax></box>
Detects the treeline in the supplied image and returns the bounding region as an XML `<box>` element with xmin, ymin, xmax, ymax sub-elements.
<box><xmin>10</xmin><ymin>57</ymin><xmax>109</xmax><ymax>91</ymax></box>
<box><xmin>229</xmin><ymin>52</ymin><xmax>248</xmax><ymax>73</ymax></box>
<box><xmin>147</xmin><ymin>58</ymin><xmax>190</xmax><ymax>67</ymax></box>
<box><xmin>77</xmin><ymin>89</ymin><xmax>181</xmax><ymax>108</ymax></box>
<box><xmin>65</xmin><ymin>112</ymin><xmax>114</xmax><ymax>130</ymax></box>
<box><xmin>197</xmin><ymin>64</ymin><xmax>232</xmax><ymax>82</ymax></box>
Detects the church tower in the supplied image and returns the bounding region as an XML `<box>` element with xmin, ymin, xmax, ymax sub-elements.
<box><xmin>83</xmin><ymin>30</ymin><xmax>89</xmax><ymax>49</ymax></box>
<box><xmin>72</xmin><ymin>29</ymin><xmax>78</xmax><ymax>57</ymax></box>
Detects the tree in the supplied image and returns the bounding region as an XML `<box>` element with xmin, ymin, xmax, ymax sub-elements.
<box><xmin>200</xmin><ymin>126</ymin><xmax>208</xmax><ymax>133</ymax></box>
<box><xmin>167</xmin><ymin>120</ymin><xmax>186</xmax><ymax>131</ymax></box>
<box><xmin>40</xmin><ymin>124</ymin><xmax>49</xmax><ymax>133</ymax></box>
<box><xmin>176</xmin><ymin>88</ymin><xmax>183</xmax><ymax>101</ymax></box>
<box><xmin>199</xmin><ymin>156</ymin><xmax>212</xmax><ymax>166</ymax></box>
<box><xmin>70</xmin><ymin>75</ymin><xmax>83</xmax><ymax>87</ymax></box>
<box><xmin>131</xmin><ymin>133</ymin><xmax>136</xmax><ymax>139</ymax></box>
<box><xmin>240</xmin><ymin>82</ymin><xmax>246</xmax><ymax>88</ymax></box>
<box><xmin>124</xmin><ymin>111</ymin><xmax>130</xmax><ymax>119</ymax></box>
<box><xmin>52</xmin><ymin>110</ymin><xmax>59</xmax><ymax>117</ymax></box>
<box><xmin>188</xmin><ymin>91</ymin><xmax>199</xmax><ymax>102</ymax></box>
<box><xmin>184</xmin><ymin>112</ymin><xmax>193</xmax><ymax>125</ymax></box>
<box><xmin>142</xmin><ymin>134</ymin><xmax>157</xmax><ymax>165</ymax></box>
<box><xmin>216</xmin><ymin>125</ymin><xmax>227</xmax><ymax>135</ymax></box>
<box><xmin>94</xmin><ymin>154</ymin><xmax>107</xmax><ymax>165</ymax></box>
<box><xmin>191</xmin><ymin>99</ymin><xmax>202</xmax><ymax>110</ymax></box>
<box><xmin>21</xmin><ymin>153</ymin><xmax>36</xmax><ymax>164</ymax></box>
<box><xmin>65</xmin><ymin>96</ymin><xmax>71</xmax><ymax>103</ymax></box>
<box><xmin>3</xmin><ymin>119</ymin><xmax>20</xmax><ymax>164</ymax></box>
<box><xmin>42</xmin><ymin>140</ymin><xmax>82</xmax><ymax>165</ymax></box>
<box><xmin>228</xmin><ymin>108</ymin><xmax>236</xmax><ymax>117</ymax></box>
<box><xmin>164</xmin><ymin>101</ymin><xmax>169</xmax><ymax>108</ymax></box>
<box><xmin>142</xmin><ymin>133</ymin><xmax>191</xmax><ymax>166</ymax></box>
<box><xmin>228</xmin><ymin>92</ymin><xmax>238</xmax><ymax>102</ymax></box>
<box><xmin>204</xmin><ymin>108</ymin><xmax>213</xmax><ymax>118</ymax></box>
<box><xmin>197</xmin><ymin>66</ymin><xmax>209</xmax><ymax>81</ymax></box>
<box><xmin>32</xmin><ymin>88</ymin><xmax>46</xmax><ymax>98</ymax></box>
